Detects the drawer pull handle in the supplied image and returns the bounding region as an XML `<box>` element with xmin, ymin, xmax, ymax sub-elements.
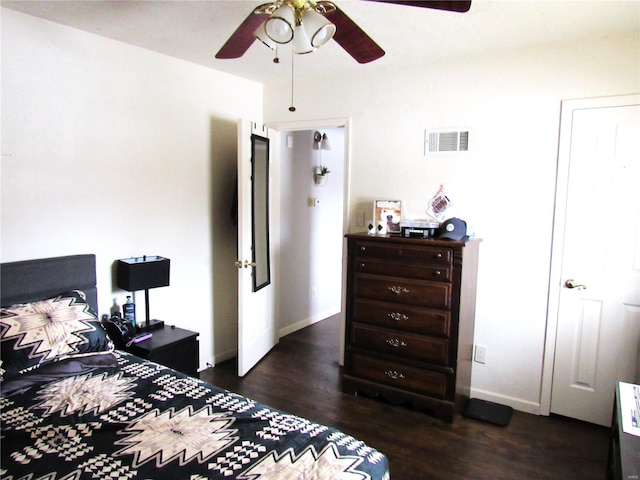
<box><xmin>385</xmin><ymin>370</ymin><xmax>405</xmax><ymax>380</ymax></box>
<box><xmin>359</xmin><ymin>263</ymin><xmax>366</xmax><ymax>268</ymax></box>
<box><xmin>434</xmin><ymin>270</ymin><xmax>441</xmax><ymax>276</ymax></box>
<box><xmin>386</xmin><ymin>338</ymin><xmax>407</xmax><ymax>348</ymax></box>
<box><xmin>388</xmin><ymin>312</ymin><xmax>408</xmax><ymax>322</ymax></box>
<box><xmin>388</xmin><ymin>285</ymin><xmax>409</xmax><ymax>295</ymax></box>
<box><xmin>434</xmin><ymin>253</ymin><xmax>442</xmax><ymax>259</ymax></box>
<box><xmin>360</xmin><ymin>246</ymin><xmax>366</xmax><ymax>252</ymax></box>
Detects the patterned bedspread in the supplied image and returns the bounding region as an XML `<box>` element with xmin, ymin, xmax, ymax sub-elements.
<box><xmin>1</xmin><ymin>351</ymin><xmax>390</xmax><ymax>479</ymax></box>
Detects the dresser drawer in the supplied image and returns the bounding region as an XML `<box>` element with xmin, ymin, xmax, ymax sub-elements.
<box><xmin>351</xmin><ymin>323</ymin><xmax>449</xmax><ymax>365</ymax></box>
<box><xmin>348</xmin><ymin>352</ymin><xmax>449</xmax><ymax>399</ymax></box>
<box><xmin>354</xmin><ymin>273</ymin><xmax>451</xmax><ymax>308</ymax></box>
<box><xmin>354</xmin><ymin>241</ymin><xmax>452</xmax><ymax>266</ymax></box>
<box><xmin>353</xmin><ymin>298</ymin><xmax>451</xmax><ymax>337</ymax></box>
<box><xmin>354</xmin><ymin>257</ymin><xmax>452</xmax><ymax>281</ymax></box>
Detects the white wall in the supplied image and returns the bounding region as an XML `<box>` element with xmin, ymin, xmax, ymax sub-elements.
<box><xmin>3</xmin><ymin>6</ymin><xmax>638</xmax><ymax>414</ymax></box>
<box><xmin>278</xmin><ymin>128</ymin><xmax>345</xmax><ymax>335</ymax></box>
<box><xmin>0</xmin><ymin>9</ymin><xmax>263</xmax><ymax>370</ymax></box>
<box><xmin>264</xmin><ymin>33</ymin><xmax>640</xmax><ymax>412</ymax></box>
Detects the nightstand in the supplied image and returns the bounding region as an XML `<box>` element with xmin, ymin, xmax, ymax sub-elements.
<box><xmin>125</xmin><ymin>325</ymin><xmax>199</xmax><ymax>377</ymax></box>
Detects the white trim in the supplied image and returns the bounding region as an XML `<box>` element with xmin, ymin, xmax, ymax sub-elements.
<box><xmin>470</xmin><ymin>388</ymin><xmax>541</xmax><ymax>415</ymax></box>
<box><xmin>210</xmin><ymin>348</ymin><xmax>237</xmax><ymax>368</ymax></box>
<box><xmin>540</xmin><ymin>93</ymin><xmax>640</xmax><ymax>415</ymax></box>
<box><xmin>278</xmin><ymin>308</ymin><xmax>340</xmax><ymax>338</ymax></box>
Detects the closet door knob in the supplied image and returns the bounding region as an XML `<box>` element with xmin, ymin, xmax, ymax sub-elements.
<box><xmin>565</xmin><ymin>279</ymin><xmax>586</xmax><ymax>290</ymax></box>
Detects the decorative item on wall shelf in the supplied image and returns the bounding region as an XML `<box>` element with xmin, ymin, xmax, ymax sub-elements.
<box><xmin>314</xmin><ymin>165</ymin><xmax>330</xmax><ymax>185</ymax></box>
<box><xmin>374</xmin><ymin>199</ymin><xmax>402</xmax><ymax>234</ymax></box>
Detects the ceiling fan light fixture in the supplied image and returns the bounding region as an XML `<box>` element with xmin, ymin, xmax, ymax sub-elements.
<box><xmin>292</xmin><ymin>24</ymin><xmax>314</xmax><ymax>54</ymax></box>
<box><xmin>254</xmin><ymin>23</ymin><xmax>276</xmax><ymax>50</ymax></box>
<box><xmin>265</xmin><ymin>5</ymin><xmax>295</xmax><ymax>44</ymax></box>
<box><xmin>302</xmin><ymin>9</ymin><xmax>336</xmax><ymax>48</ymax></box>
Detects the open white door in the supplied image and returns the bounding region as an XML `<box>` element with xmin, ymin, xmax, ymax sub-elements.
<box><xmin>237</xmin><ymin>119</ymin><xmax>278</xmax><ymax>376</ymax></box>
<box><xmin>548</xmin><ymin>95</ymin><xmax>640</xmax><ymax>426</ymax></box>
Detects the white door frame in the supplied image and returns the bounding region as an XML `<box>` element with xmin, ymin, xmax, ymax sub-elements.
<box><xmin>540</xmin><ymin>94</ymin><xmax>640</xmax><ymax>415</ymax></box>
<box><xmin>268</xmin><ymin>117</ymin><xmax>352</xmax><ymax>364</ymax></box>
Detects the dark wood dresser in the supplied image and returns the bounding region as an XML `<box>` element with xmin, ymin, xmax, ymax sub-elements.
<box><xmin>342</xmin><ymin>233</ymin><xmax>481</xmax><ymax>422</ymax></box>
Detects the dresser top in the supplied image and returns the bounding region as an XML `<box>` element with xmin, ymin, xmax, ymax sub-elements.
<box><xmin>346</xmin><ymin>233</ymin><xmax>482</xmax><ymax>247</ymax></box>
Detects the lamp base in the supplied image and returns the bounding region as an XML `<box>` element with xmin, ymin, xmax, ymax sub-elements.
<box><xmin>138</xmin><ymin>319</ymin><xmax>165</xmax><ymax>333</ymax></box>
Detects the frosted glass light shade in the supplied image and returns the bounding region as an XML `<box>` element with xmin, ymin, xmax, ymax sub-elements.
<box><xmin>320</xmin><ymin>133</ymin><xmax>331</xmax><ymax>150</ymax></box>
<box><xmin>302</xmin><ymin>9</ymin><xmax>336</xmax><ymax>48</ymax></box>
<box><xmin>255</xmin><ymin>23</ymin><xmax>276</xmax><ymax>49</ymax></box>
<box><xmin>292</xmin><ymin>24</ymin><xmax>314</xmax><ymax>54</ymax></box>
<box><xmin>265</xmin><ymin>5</ymin><xmax>295</xmax><ymax>44</ymax></box>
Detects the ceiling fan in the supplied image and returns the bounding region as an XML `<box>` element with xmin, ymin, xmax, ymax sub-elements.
<box><xmin>215</xmin><ymin>0</ymin><xmax>472</xmax><ymax>64</ymax></box>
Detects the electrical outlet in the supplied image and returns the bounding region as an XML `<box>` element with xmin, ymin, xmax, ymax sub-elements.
<box><xmin>312</xmin><ymin>287</ymin><xmax>317</xmax><ymax>298</ymax></box>
<box><xmin>474</xmin><ymin>345</ymin><xmax>487</xmax><ymax>364</ymax></box>
<box><xmin>355</xmin><ymin>211</ymin><xmax>365</xmax><ymax>227</ymax></box>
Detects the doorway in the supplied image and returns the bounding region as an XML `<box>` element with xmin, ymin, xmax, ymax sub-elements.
<box><xmin>541</xmin><ymin>94</ymin><xmax>640</xmax><ymax>426</ymax></box>
<box><xmin>269</xmin><ymin>118</ymin><xmax>351</xmax><ymax>349</ymax></box>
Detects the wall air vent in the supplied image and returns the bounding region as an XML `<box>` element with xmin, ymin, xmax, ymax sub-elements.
<box><xmin>424</xmin><ymin>128</ymin><xmax>470</xmax><ymax>155</ymax></box>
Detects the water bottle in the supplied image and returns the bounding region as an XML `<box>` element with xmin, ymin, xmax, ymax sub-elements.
<box><xmin>123</xmin><ymin>296</ymin><xmax>136</xmax><ymax>328</ymax></box>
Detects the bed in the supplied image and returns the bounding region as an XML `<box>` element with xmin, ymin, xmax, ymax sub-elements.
<box><xmin>1</xmin><ymin>254</ymin><xmax>390</xmax><ymax>480</ymax></box>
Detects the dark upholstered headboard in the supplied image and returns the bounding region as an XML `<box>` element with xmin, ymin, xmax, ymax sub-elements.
<box><xmin>1</xmin><ymin>255</ymin><xmax>98</xmax><ymax>313</ymax></box>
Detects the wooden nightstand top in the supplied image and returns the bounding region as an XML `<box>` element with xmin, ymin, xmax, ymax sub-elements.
<box><xmin>127</xmin><ymin>325</ymin><xmax>198</xmax><ymax>354</ymax></box>
<box><xmin>124</xmin><ymin>324</ymin><xmax>200</xmax><ymax>377</ymax></box>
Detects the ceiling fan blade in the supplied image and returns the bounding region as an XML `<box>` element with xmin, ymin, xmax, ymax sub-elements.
<box><xmin>364</xmin><ymin>1</ymin><xmax>471</xmax><ymax>13</ymax></box>
<box><xmin>215</xmin><ymin>5</ymin><xmax>270</xmax><ymax>59</ymax></box>
<box><xmin>320</xmin><ymin>2</ymin><xmax>385</xmax><ymax>64</ymax></box>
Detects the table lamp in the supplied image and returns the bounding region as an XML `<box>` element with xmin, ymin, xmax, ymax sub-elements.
<box><xmin>116</xmin><ymin>255</ymin><xmax>170</xmax><ymax>332</ymax></box>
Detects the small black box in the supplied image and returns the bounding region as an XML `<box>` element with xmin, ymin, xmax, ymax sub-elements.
<box><xmin>462</xmin><ymin>398</ymin><xmax>513</xmax><ymax>426</ymax></box>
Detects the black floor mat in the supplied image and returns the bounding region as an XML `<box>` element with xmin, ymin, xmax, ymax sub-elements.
<box><xmin>462</xmin><ymin>398</ymin><xmax>513</xmax><ymax>426</ymax></box>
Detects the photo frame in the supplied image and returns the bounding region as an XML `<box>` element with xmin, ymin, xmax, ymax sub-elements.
<box><xmin>374</xmin><ymin>200</ymin><xmax>402</xmax><ymax>234</ymax></box>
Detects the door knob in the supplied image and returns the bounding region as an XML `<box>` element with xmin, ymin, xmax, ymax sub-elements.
<box><xmin>565</xmin><ymin>279</ymin><xmax>586</xmax><ymax>290</ymax></box>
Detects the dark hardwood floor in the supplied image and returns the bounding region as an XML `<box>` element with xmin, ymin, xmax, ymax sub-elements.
<box><xmin>200</xmin><ymin>315</ymin><xmax>610</xmax><ymax>480</ymax></box>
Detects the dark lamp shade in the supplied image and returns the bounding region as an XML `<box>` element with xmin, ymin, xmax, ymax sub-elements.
<box><xmin>116</xmin><ymin>256</ymin><xmax>170</xmax><ymax>292</ymax></box>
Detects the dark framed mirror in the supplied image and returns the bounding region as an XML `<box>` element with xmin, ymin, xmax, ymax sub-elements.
<box><xmin>251</xmin><ymin>133</ymin><xmax>270</xmax><ymax>292</ymax></box>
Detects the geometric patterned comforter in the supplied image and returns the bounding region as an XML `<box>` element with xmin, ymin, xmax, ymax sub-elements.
<box><xmin>1</xmin><ymin>350</ymin><xmax>390</xmax><ymax>480</ymax></box>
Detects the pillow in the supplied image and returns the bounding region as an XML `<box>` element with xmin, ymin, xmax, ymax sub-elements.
<box><xmin>0</xmin><ymin>290</ymin><xmax>114</xmax><ymax>379</ymax></box>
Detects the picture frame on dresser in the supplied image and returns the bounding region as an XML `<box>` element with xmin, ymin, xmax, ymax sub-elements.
<box><xmin>373</xmin><ymin>200</ymin><xmax>402</xmax><ymax>234</ymax></box>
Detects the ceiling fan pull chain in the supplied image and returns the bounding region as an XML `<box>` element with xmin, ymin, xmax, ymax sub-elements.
<box><xmin>289</xmin><ymin>47</ymin><xmax>296</xmax><ymax>112</ymax></box>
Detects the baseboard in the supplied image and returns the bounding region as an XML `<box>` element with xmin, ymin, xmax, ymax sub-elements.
<box><xmin>200</xmin><ymin>311</ymin><xmax>339</xmax><ymax>372</ymax></box>
<box><xmin>278</xmin><ymin>308</ymin><xmax>340</xmax><ymax>338</ymax></box>
<box><xmin>204</xmin><ymin>348</ymin><xmax>237</xmax><ymax>370</ymax></box>
<box><xmin>469</xmin><ymin>387</ymin><xmax>542</xmax><ymax>415</ymax></box>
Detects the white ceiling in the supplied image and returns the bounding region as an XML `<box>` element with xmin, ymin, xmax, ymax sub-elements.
<box><xmin>2</xmin><ymin>0</ymin><xmax>639</xmax><ymax>85</ymax></box>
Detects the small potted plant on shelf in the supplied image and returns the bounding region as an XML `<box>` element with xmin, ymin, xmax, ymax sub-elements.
<box><xmin>314</xmin><ymin>165</ymin><xmax>330</xmax><ymax>185</ymax></box>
